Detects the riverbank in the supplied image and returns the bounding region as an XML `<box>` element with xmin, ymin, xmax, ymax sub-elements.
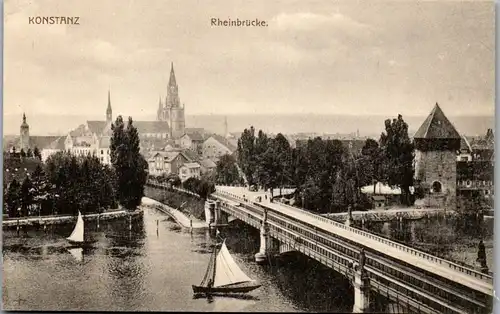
<box><xmin>141</xmin><ymin>197</ymin><xmax>208</xmax><ymax>229</ymax></box>
<box><xmin>2</xmin><ymin>208</ymin><xmax>144</xmax><ymax>229</ymax></box>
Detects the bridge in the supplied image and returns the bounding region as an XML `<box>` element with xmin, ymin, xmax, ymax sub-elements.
<box><xmin>206</xmin><ymin>186</ymin><xmax>493</xmax><ymax>314</ymax></box>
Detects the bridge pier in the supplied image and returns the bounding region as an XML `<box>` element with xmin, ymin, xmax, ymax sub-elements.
<box><xmin>352</xmin><ymin>267</ymin><xmax>370</xmax><ymax>313</ymax></box>
<box><xmin>255</xmin><ymin>222</ymin><xmax>271</xmax><ymax>264</ymax></box>
<box><xmin>204</xmin><ymin>200</ymin><xmax>215</xmax><ymax>226</ymax></box>
<box><xmin>352</xmin><ymin>250</ymin><xmax>371</xmax><ymax>313</ymax></box>
<box><xmin>214</xmin><ymin>201</ymin><xmax>228</xmax><ymax>226</ymax></box>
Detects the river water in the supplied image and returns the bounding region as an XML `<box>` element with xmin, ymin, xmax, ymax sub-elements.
<box><xmin>3</xmin><ymin>208</ymin><xmax>358</xmax><ymax>312</ymax></box>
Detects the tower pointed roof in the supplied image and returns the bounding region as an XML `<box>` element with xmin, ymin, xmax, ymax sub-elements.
<box><xmin>414</xmin><ymin>103</ymin><xmax>461</xmax><ymax>139</ymax></box>
<box><xmin>21</xmin><ymin>113</ymin><xmax>29</xmax><ymax>128</ymax></box>
<box><xmin>168</xmin><ymin>62</ymin><xmax>177</xmax><ymax>86</ymax></box>
<box><xmin>106</xmin><ymin>90</ymin><xmax>112</xmax><ymax>113</ymax></box>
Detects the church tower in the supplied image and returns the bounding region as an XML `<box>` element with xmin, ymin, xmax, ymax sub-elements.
<box><xmin>19</xmin><ymin>113</ymin><xmax>30</xmax><ymax>151</ymax></box>
<box><xmin>106</xmin><ymin>89</ymin><xmax>113</xmax><ymax>123</ymax></box>
<box><xmin>414</xmin><ymin>103</ymin><xmax>461</xmax><ymax>209</ymax></box>
<box><xmin>165</xmin><ymin>62</ymin><xmax>185</xmax><ymax>139</ymax></box>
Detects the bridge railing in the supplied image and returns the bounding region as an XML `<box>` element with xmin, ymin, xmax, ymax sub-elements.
<box><xmin>213</xmin><ymin>188</ymin><xmax>492</xmax><ymax>283</ymax></box>
<box><xmin>274</xmin><ymin>201</ymin><xmax>493</xmax><ymax>283</ymax></box>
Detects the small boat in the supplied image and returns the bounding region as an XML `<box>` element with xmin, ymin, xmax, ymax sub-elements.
<box><xmin>192</xmin><ymin>239</ymin><xmax>261</xmax><ymax>295</ymax></box>
<box><xmin>66</xmin><ymin>211</ymin><xmax>85</xmax><ymax>246</ymax></box>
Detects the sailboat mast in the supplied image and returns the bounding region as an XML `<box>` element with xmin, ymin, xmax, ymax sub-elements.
<box><xmin>211</xmin><ymin>243</ymin><xmax>219</xmax><ymax>283</ymax></box>
<box><xmin>200</xmin><ymin>249</ymin><xmax>214</xmax><ymax>286</ymax></box>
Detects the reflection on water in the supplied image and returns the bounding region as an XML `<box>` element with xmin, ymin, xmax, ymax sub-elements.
<box><xmin>3</xmin><ymin>209</ymin><xmax>355</xmax><ymax>312</ymax></box>
<box><xmin>67</xmin><ymin>248</ymin><xmax>83</xmax><ymax>262</ymax></box>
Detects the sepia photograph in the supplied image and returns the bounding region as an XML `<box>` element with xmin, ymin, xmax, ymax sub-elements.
<box><xmin>2</xmin><ymin>0</ymin><xmax>495</xmax><ymax>313</ymax></box>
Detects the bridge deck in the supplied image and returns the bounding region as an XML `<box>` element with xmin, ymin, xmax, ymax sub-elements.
<box><xmin>215</xmin><ymin>186</ymin><xmax>493</xmax><ymax>296</ymax></box>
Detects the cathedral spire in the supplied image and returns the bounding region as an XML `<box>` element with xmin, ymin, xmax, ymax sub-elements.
<box><xmin>168</xmin><ymin>62</ymin><xmax>177</xmax><ymax>87</ymax></box>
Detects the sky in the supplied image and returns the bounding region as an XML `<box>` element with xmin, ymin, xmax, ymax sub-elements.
<box><xmin>4</xmin><ymin>0</ymin><xmax>495</xmax><ymax>119</ymax></box>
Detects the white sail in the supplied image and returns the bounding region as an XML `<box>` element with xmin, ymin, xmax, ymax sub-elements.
<box><xmin>213</xmin><ymin>241</ymin><xmax>254</xmax><ymax>288</ymax></box>
<box><xmin>68</xmin><ymin>247</ymin><xmax>83</xmax><ymax>262</ymax></box>
<box><xmin>67</xmin><ymin>211</ymin><xmax>84</xmax><ymax>243</ymax></box>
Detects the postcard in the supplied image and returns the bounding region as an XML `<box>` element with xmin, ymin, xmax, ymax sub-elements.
<box><xmin>3</xmin><ymin>0</ymin><xmax>495</xmax><ymax>313</ymax></box>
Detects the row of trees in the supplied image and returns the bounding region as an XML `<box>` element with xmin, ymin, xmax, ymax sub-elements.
<box><xmin>236</xmin><ymin>115</ymin><xmax>415</xmax><ymax>213</ymax></box>
<box><xmin>4</xmin><ymin>154</ymin><xmax>117</xmax><ymax>217</ymax></box>
<box><xmin>4</xmin><ymin>116</ymin><xmax>149</xmax><ymax>217</ymax></box>
<box><xmin>8</xmin><ymin>146</ymin><xmax>42</xmax><ymax>160</ymax></box>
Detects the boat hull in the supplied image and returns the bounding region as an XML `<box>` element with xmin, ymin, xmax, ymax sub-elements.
<box><xmin>192</xmin><ymin>283</ymin><xmax>261</xmax><ymax>295</ymax></box>
<box><xmin>66</xmin><ymin>239</ymin><xmax>97</xmax><ymax>248</ymax></box>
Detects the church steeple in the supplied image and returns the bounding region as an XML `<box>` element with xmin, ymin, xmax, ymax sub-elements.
<box><xmin>168</xmin><ymin>62</ymin><xmax>177</xmax><ymax>87</ymax></box>
<box><xmin>157</xmin><ymin>95</ymin><xmax>163</xmax><ymax>120</ymax></box>
<box><xmin>20</xmin><ymin>113</ymin><xmax>30</xmax><ymax>151</ymax></box>
<box><xmin>106</xmin><ymin>89</ymin><xmax>112</xmax><ymax>123</ymax></box>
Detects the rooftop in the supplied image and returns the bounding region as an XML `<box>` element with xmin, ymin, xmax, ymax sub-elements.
<box><xmin>413</xmin><ymin>103</ymin><xmax>461</xmax><ymax>140</ymax></box>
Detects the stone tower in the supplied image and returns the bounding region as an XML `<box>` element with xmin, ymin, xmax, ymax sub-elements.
<box><xmin>106</xmin><ymin>90</ymin><xmax>112</xmax><ymax>123</ymax></box>
<box><xmin>414</xmin><ymin>103</ymin><xmax>461</xmax><ymax>209</ymax></box>
<box><xmin>19</xmin><ymin>113</ymin><xmax>30</xmax><ymax>152</ymax></box>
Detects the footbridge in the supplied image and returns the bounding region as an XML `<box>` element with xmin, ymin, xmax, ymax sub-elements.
<box><xmin>208</xmin><ymin>186</ymin><xmax>493</xmax><ymax>314</ymax></box>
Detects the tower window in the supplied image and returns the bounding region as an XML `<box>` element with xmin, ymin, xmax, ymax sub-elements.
<box><xmin>432</xmin><ymin>181</ymin><xmax>442</xmax><ymax>193</ymax></box>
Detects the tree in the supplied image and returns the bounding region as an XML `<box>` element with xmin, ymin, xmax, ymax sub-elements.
<box><xmin>166</xmin><ymin>173</ymin><xmax>181</xmax><ymax>187</ymax></box>
<box><xmin>273</xmin><ymin>133</ymin><xmax>292</xmax><ymax>194</ymax></box>
<box><xmin>20</xmin><ymin>176</ymin><xmax>34</xmax><ymax>216</ymax></box>
<box><xmin>379</xmin><ymin>115</ymin><xmax>415</xmax><ymax>205</ymax></box>
<box><xmin>33</xmin><ymin>147</ymin><xmax>42</xmax><ymax>160</ymax></box>
<box><xmin>26</xmin><ymin>148</ymin><xmax>33</xmax><ymax>158</ymax></box>
<box><xmin>5</xmin><ymin>179</ymin><xmax>21</xmax><ymax>217</ymax></box>
<box><xmin>20</xmin><ymin>148</ymin><xmax>26</xmax><ymax>158</ymax></box>
<box><xmin>237</xmin><ymin>126</ymin><xmax>256</xmax><ymax>187</ymax></box>
<box><xmin>360</xmin><ymin>138</ymin><xmax>385</xmax><ymax>192</ymax></box>
<box><xmin>215</xmin><ymin>154</ymin><xmax>242</xmax><ymax>186</ymax></box>
<box><xmin>44</xmin><ymin>151</ymin><xmax>116</xmax><ymax>215</ymax></box>
<box><xmin>183</xmin><ymin>177</ymin><xmax>201</xmax><ymax>193</ymax></box>
<box><xmin>111</xmin><ymin>116</ymin><xmax>149</xmax><ymax>210</ymax></box>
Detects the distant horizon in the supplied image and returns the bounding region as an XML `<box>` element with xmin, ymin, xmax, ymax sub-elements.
<box><xmin>3</xmin><ymin>112</ymin><xmax>494</xmax><ymax>138</ymax></box>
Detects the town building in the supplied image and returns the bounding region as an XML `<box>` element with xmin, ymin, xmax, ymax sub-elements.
<box><xmin>147</xmin><ymin>151</ymin><xmax>191</xmax><ymax>176</ymax></box>
<box><xmin>456</xmin><ymin>129</ymin><xmax>494</xmax><ymax>201</ymax></box>
<box><xmin>180</xmin><ymin>131</ymin><xmax>205</xmax><ymax>155</ymax></box>
<box><xmin>199</xmin><ymin>158</ymin><xmax>217</xmax><ymax>174</ymax></box>
<box><xmin>179</xmin><ymin>162</ymin><xmax>201</xmax><ymax>182</ymax></box>
<box><xmin>202</xmin><ymin>134</ymin><xmax>238</xmax><ymax>161</ymax></box>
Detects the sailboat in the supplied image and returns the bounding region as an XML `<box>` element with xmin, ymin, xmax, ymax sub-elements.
<box><xmin>66</xmin><ymin>211</ymin><xmax>85</xmax><ymax>246</ymax></box>
<box><xmin>192</xmin><ymin>239</ymin><xmax>261</xmax><ymax>295</ymax></box>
